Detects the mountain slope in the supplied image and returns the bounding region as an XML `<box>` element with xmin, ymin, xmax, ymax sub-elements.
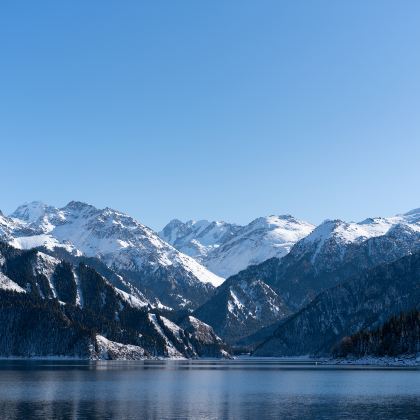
<box><xmin>161</xmin><ymin>215</ymin><xmax>314</xmax><ymax>278</ymax></box>
<box><xmin>194</xmin><ymin>271</ymin><xmax>291</xmax><ymax>344</ymax></box>
<box><xmin>192</xmin><ymin>208</ymin><xmax>420</xmax><ymax>345</ymax></box>
<box><xmin>0</xmin><ymin>241</ymin><xmax>229</xmax><ymax>359</ymax></box>
<box><xmin>3</xmin><ymin>201</ymin><xmax>223</xmax><ymax>309</ymax></box>
<box><xmin>159</xmin><ymin>219</ymin><xmax>240</xmax><ymax>259</ymax></box>
<box><xmin>227</xmin><ymin>209</ymin><xmax>420</xmax><ymax>310</ymax></box>
<box><xmin>333</xmin><ymin>309</ymin><xmax>420</xmax><ymax>358</ymax></box>
<box><xmin>253</xmin><ymin>252</ymin><xmax>420</xmax><ymax>356</ymax></box>
<box><xmin>203</xmin><ymin>215</ymin><xmax>315</xmax><ymax>278</ymax></box>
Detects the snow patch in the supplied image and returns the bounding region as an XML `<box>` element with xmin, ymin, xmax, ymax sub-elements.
<box><xmin>114</xmin><ymin>288</ymin><xmax>149</xmax><ymax>309</ymax></box>
<box><xmin>95</xmin><ymin>335</ymin><xmax>146</xmax><ymax>360</ymax></box>
<box><xmin>148</xmin><ymin>314</ymin><xmax>183</xmax><ymax>357</ymax></box>
<box><xmin>0</xmin><ymin>272</ymin><xmax>26</xmax><ymax>293</ymax></box>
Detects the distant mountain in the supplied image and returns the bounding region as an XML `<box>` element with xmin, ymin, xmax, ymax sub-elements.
<box><xmin>161</xmin><ymin>215</ymin><xmax>314</xmax><ymax>278</ymax></box>
<box><xmin>4</xmin><ymin>201</ymin><xmax>420</xmax><ymax>358</ymax></box>
<box><xmin>2</xmin><ymin>201</ymin><xmax>223</xmax><ymax>310</ymax></box>
<box><xmin>0</xmin><ymin>241</ymin><xmax>229</xmax><ymax>359</ymax></box>
<box><xmin>227</xmin><ymin>209</ymin><xmax>420</xmax><ymax>310</ymax></box>
<box><xmin>253</xmin><ymin>252</ymin><xmax>420</xmax><ymax>357</ymax></box>
<box><xmin>192</xmin><ymin>208</ymin><xmax>420</xmax><ymax>345</ymax></box>
<box><xmin>159</xmin><ymin>219</ymin><xmax>241</xmax><ymax>259</ymax></box>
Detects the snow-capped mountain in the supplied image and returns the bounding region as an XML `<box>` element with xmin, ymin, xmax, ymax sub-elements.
<box><xmin>203</xmin><ymin>215</ymin><xmax>315</xmax><ymax>278</ymax></box>
<box><xmin>191</xmin><ymin>207</ymin><xmax>420</xmax><ymax>345</ymax></box>
<box><xmin>159</xmin><ymin>219</ymin><xmax>240</xmax><ymax>259</ymax></box>
<box><xmin>161</xmin><ymin>215</ymin><xmax>315</xmax><ymax>278</ymax></box>
<box><xmin>226</xmin><ymin>208</ymin><xmax>420</xmax><ymax>310</ymax></box>
<box><xmin>293</xmin><ymin>208</ymin><xmax>420</xmax><ymax>270</ymax></box>
<box><xmin>2</xmin><ymin>201</ymin><xmax>223</xmax><ymax>309</ymax></box>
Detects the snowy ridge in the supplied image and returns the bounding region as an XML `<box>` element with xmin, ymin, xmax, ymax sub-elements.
<box><xmin>162</xmin><ymin>215</ymin><xmax>315</xmax><ymax>278</ymax></box>
<box><xmin>204</xmin><ymin>215</ymin><xmax>315</xmax><ymax>277</ymax></box>
<box><xmin>114</xmin><ymin>288</ymin><xmax>149</xmax><ymax>309</ymax></box>
<box><xmin>159</xmin><ymin>219</ymin><xmax>240</xmax><ymax>258</ymax></box>
<box><xmin>4</xmin><ymin>201</ymin><xmax>222</xmax><ymax>288</ymax></box>
<box><xmin>295</xmin><ymin>210</ymin><xmax>420</xmax><ymax>267</ymax></box>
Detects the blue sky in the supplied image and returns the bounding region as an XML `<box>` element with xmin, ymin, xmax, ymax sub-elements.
<box><xmin>1</xmin><ymin>1</ymin><xmax>420</xmax><ymax>229</ymax></box>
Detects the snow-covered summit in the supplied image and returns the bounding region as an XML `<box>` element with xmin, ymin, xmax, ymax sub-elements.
<box><xmin>292</xmin><ymin>209</ymin><xmax>420</xmax><ymax>267</ymax></box>
<box><xmin>159</xmin><ymin>218</ymin><xmax>240</xmax><ymax>259</ymax></box>
<box><xmin>162</xmin><ymin>214</ymin><xmax>315</xmax><ymax>278</ymax></box>
<box><xmin>11</xmin><ymin>201</ymin><xmax>51</xmax><ymax>223</ymax></box>
<box><xmin>203</xmin><ymin>215</ymin><xmax>315</xmax><ymax>278</ymax></box>
<box><xmin>304</xmin><ymin>210</ymin><xmax>420</xmax><ymax>246</ymax></box>
<box><xmin>5</xmin><ymin>201</ymin><xmax>223</xmax><ymax>288</ymax></box>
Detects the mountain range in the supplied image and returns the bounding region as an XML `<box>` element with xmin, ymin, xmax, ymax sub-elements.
<box><xmin>0</xmin><ymin>201</ymin><xmax>419</xmax><ymax>361</ymax></box>
<box><xmin>1</xmin><ymin>201</ymin><xmax>222</xmax><ymax>311</ymax></box>
<box><xmin>191</xmin><ymin>208</ymin><xmax>420</xmax><ymax>346</ymax></box>
<box><xmin>160</xmin><ymin>215</ymin><xmax>314</xmax><ymax>278</ymax></box>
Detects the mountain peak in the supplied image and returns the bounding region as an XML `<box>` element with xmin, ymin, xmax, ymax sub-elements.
<box><xmin>63</xmin><ymin>201</ymin><xmax>95</xmax><ymax>212</ymax></box>
<box><xmin>10</xmin><ymin>201</ymin><xmax>51</xmax><ymax>223</ymax></box>
<box><xmin>186</xmin><ymin>219</ymin><xmax>212</xmax><ymax>228</ymax></box>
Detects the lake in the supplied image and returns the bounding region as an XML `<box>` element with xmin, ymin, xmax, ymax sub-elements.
<box><xmin>0</xmin><ymin>359</ymin><xmax>418</xmax><ymax>419</ymax></box>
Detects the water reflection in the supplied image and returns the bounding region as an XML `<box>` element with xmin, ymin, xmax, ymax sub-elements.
<box><xmin>0</xmin><ymin>360</ymin><xmax>418</xmax><ymax>419</ymax></box>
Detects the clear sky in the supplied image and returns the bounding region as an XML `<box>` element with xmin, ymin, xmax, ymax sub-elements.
<box><xmin>1</xmin><ymin>1</ymin><xmax>420</xmax><ymax>230</ymax></box>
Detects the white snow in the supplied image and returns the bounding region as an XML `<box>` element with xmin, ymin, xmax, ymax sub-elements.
<box><xmin>0</xmin><ymin>272</ymin><xmax>26</xmax><ymax>293</ymax></box>
<box><xmin>186</xmin><ymin>315</ymin><xmax>204</xmax><ymax>330</ymax></box>
<box><xmin>161</xmin><ymin>215</ymin><xmax>315</xmax><ymax>278</ymax></box>
<box><xmin>204</xmin><ymin>215</ymin><xmax>315</xmax><ymax>278</ymax></box>
<box><xmin>301</xmin><ymin>210</ymin><xmax>420</xmax><ymax>264</ymax></box>
<box><xmin>161</xmin><ymin>317</ymin><xmax>183</xmax><ymax>341</ymax></box>
<box><xmin>162</xmin><ymin>208</ymin><xmax>420</xmax><ymax>279</ymax></box>
<box><xmin>174</xmin><ymin>252</ymin><xmax>224</xmax><ymax>286</ymax></box>
<box><xmin>33</xmin><ymin>252</ymin><xmax>60</xmax><ymax>298</ymax></box>
<box><xmin>147</xmin><ymin>314</ymin><xmax>183</xmax><ymax>357</ymax></box>
<box><xmin>159</xmin><ymin>219</ymin><xmax>237</xmax><ymax>258</ymax></box>
<box><xmin>95</xmin><ymin>335</ymin><xmax>146</xmax><ymax>360</ymax></box>
<box><xmin>73</xmin><ymin>271</ymin><xmax>84</xmax><ymax>308</ymax></box>
<box><xmin>114</xmin><ymin>288</ymin><xmax>149</xmax><ymax>309</ymax></box>
<box><xmin>6</xmin><ymin>201</ymin><xmax>420</xmax><ymax>288</ymax></box>
<box><xmin>11</xmin><ymin>201</ymin><xmax>49</xmax><ymax>224</ymax></box>
<box><xmin>6</xmin><ymin>201</ymin><xmax>222</xmax><ymax>287</ymax></box>
<box><xmin>12</xmin><ymin>234</ymin><xmax>76</xmax><ymax>254</ymax></box>
<box><xmin>229</xmin><ymin>290</ymin><xmax>244</xmax><ymax>312</ymax></box>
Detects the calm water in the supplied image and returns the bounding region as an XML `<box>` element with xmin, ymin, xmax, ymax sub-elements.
<box><xmin>0</xmin><ymin>359</ymin><xmax>418</xmax><ymax>419</ymax></box>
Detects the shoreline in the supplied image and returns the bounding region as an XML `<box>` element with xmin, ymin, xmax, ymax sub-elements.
<box><xmin>234</xmin><ymin>354</ymin><xmax>420</xmax><ymax>367</ymax></box>
<box><xmin>0</xmin><ymin>354</ymin><xmax>418</xmax><ymax>367</ymax></box>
